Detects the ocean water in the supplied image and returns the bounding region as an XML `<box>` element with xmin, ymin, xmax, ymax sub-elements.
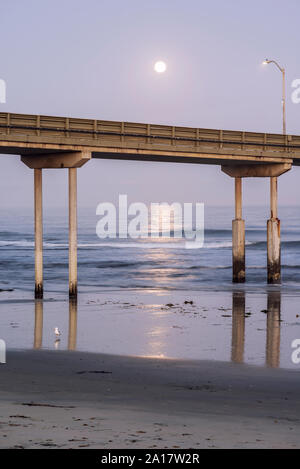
<box><xmin>0</xmin><ymin>205</ymin><xmax>299</xmax><ymax>293</ymax></box>
<box><xmin>0</xmin><ymin>205</ymin><xmax>300</xmax><ymax>368</ymax></box>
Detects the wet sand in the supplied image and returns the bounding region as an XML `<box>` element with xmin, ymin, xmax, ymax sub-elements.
<box><xmin>1</xmin><ymin>349</ymin><xmax>300</xmax><ymax>448</ymax></box>
<box><xmin>1</xmin><ymin>288</ymin><xmax>300</xmax><ymax>368</ymax></box>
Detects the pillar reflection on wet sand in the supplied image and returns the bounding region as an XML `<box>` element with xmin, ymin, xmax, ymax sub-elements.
<box><xmin>68</xmin><ymin>299</ymin><xmax>78</xmax><ymax>351</ymax></box>
<box><xmin>34</xmin><ymin>300</ymin><xmax>43</xmax><ymax>349</ymax></box>
<box><xmin>266</xmin><ymin>291</ymin><xmax>281</xmax><ymax>368</ymax></box>
<box><xmin>231</xmin><ymin>291</ymin><xmax>245</xmax><ymax>363</ymax></box>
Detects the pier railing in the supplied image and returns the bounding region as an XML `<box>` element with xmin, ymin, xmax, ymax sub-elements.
<box><xmin>1</xmin><ymin>112</ymin><xmax>300</xmax><ymax>159</ymax></box>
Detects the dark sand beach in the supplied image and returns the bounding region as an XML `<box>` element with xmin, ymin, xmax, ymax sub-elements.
<box><xmin>1</xmin><ymin>349</ymin><xmax>300</xmax><ymax>449</ymax></box>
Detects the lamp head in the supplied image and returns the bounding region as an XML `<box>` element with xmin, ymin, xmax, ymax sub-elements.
<box><xmin>262</xmin><ymin>59</ymin><xmax>270</xmax><ymax>65</ymax></box>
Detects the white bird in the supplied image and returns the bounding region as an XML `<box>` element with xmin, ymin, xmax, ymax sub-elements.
<box><xmin>54</xmin><ymin>327</ymin><xmax>61</xmax><ymax>338</ymax></box>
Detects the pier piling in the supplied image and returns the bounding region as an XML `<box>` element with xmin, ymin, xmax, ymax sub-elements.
<box><xmin>267</xmin><ymin>177</ymin><xmax>281</xmax><ymax>284</ymax></box>
<box><xmin>69</xmin><ymin>168</ymin><xmax>78</xmax><ymax>298</ymax></box>
<box><xmin>232</xmin><ymin>177</ymin><xmax>245</xmax><ymax>283</ymax></box>
<box><xmin>34</xmin><ymin>169</ymin><xmax>43</xmax><ymax>298</ymax></box>
<box><xmin>222</xmin><ymin>163</ymin><xmax>290</xmax><ymax>285</ymax></box>
<box><xmin>22</xmin><ymin>151</ymin><xmax>90</xmax><ymax>298</ymax></box>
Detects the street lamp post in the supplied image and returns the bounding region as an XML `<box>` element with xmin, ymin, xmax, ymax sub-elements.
<box><xmin>262</xmin><ymin>58</ymin><xmax>286</xmax><ymax>283</ymax></box>
<box><xmin>263</xmin><ymin>59</ymin><xmax>286</xmax><ymax>135</ymax></box>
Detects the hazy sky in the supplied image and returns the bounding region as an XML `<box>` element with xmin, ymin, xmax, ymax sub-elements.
<box><xmin>1</xmin><ymin>0</ymin><xmax>300</xmax><ymax>210</ymax></box>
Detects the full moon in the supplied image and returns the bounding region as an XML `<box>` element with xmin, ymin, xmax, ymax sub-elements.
<box><xmin>154</xmin><ymin>61</ymin><xmax>167</xmax><ymax>73</ymax></box>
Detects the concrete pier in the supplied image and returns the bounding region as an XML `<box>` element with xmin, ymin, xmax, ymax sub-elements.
<box><xmin>267</xmin><ymin>177</ymin><xmax>281</xmax><ymax>284</ymax></box>
<box><xmin>12</xmin><ymin>108</ymin><xmax>293</xmax><ymax>295</ymax></box>
<box><xmin>69</xmin><ymin>168</ymin><xmax>78</xmax><ymax>298</ymax></box>
<box><xmin>22</xmin><ymin>151</ymin><xmax>91</xmax><ymax>298</ymax></box>
<box><xmin>34</xmin><ymin>169</ymin><xmax>43</xmax><ymax>298</ymax></box>
<box><xmin>222</xmin><ymin>163</ymin><xmax>290</xmax><ymax>285</ymax></box>
<box><xmin>232</xmin><ymin>178</ymin><xmax>245</xmax><ymax>283</ymax></box>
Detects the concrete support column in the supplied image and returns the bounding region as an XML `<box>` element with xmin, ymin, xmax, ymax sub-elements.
<box><xmin>267</xmin><ymin>177</ymin><xmax>281</xmax><ymax>284</ymax></box>
<box><xmin>232</xmin><ymin>177</ymin><xmax>245</xmax><ymax>283</ymax></box>
<box><xmin>34</xmin><ymin>169</ymin><xmax>43</xmax><ymax>298</ymax></box>
<box><xmin>69</xmin><ymin>168</ymin><xmax>78</xmax><ymax>298</ymax></box>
